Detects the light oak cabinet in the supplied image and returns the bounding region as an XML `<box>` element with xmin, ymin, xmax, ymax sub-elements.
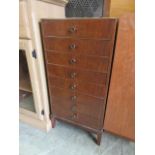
<box><xmin>110</xmin><ymin>0</ymin><xmax>134</xmax><ymax>17</ymax></box>
<box><xmin>19</xmin><ymin>0</ymin><xmax>68</xmax><ymax>131</ymax></box>
<box><xmin>19</xmin><ymin>1</ymin><xmax>31</xmax><ymax>38</ymax></box>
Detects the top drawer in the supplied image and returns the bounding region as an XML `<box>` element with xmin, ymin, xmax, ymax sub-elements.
<box><xmin>41</xmin><ymin>19</ymin><xmax>117</xmax><ymax>39</ymax></box>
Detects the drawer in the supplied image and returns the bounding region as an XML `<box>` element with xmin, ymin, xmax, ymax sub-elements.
<box><xmin>19</xmin><ymin>1</ymin><xmax>31</xmax><ymax>38</ymax></box>
<box><xmin>52</xmin><ymin>103</ymin><xmax>103</xmax><ymax>129</ymax></box>
<box><xmin>49</xmin><ymin>76</ymin><xmax>106</xmax><ymax>98</ymax></box>
<box><xmin>49</xmin><ymin>86</ymin><xmax>104</xmax><ymax>105</ymax></box>
<box><xmin>43</xmin><ymin>37</ymin><xmax>112</xmax><ymax>57</ymax></box>
<box><xmin>47</xmin><ymin>64</ymin><xmax>107</xmax><ymax>85</ymax></box>
<box><xmin>52</xmin><ymin>96</ymin><xmax>103</xmax><ymax>120</ymax></box>
<box><xmin>41</xmin><ymin>19</ymin><xmax>117</xmax><ymax>39</ymax></box>
<box><xmin>46</xmin><ymin>51</ymin><xmax>109</xmax><ymax>73</ymax></box>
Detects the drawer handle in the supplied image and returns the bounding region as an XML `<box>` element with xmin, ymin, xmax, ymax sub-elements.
<box><xmin>70</xmin><ymin>84</ymin><xmax>77</xmax><ymax>90</ymax></box>
<box><xmin>71</xmin><ymin>105</ymin><xmax>77</xmax><ymax>112</ymax></box>
<box><xmin>69</xmin><ymin>58</ymin><xmax>77</xmax><ymax>64</ymax></box>
<box><xmin>70</xmin><ymin>72</ymin><xmax>77</xmax><ymax>78</ymax></box>
<box><xmin>71</xmin><ymin>113</ymin><xmax>77</xmax><ymax>119</ymax></box>
<box><xmin>68</xmin><ymin>26</ymin><xmax>77</xmax><ymax>33</ymax></box>
<box><xmin>69</xmin><ymin>44</ymin><xmax>76</xmax><ymax>50</ymax></box>
<box><xmin>71</xmin><ymin>96</ymin><xmax>77</xmax><ymax>101</ymax></box>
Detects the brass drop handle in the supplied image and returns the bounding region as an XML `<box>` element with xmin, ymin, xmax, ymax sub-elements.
<box><xmin>71</xmin><ymin>96</ymin><xmax>77</xmax><ymax>101</ymax></box>
<box><xmin>71</xmin><ymin>105</ymin><xmax>77</xmax><ymax>112</ymax></box>
<box><xmin>70</xmin><ymin>84</ymin><xmax>77</xmax><ymax>90</ymax></box>
<box><xmin>70</xmin><ymin>72</ymin><xmax>77</xmax><ymax>78</ymax></box>
<box><xmin>71</xmin><ymin>113</ymin><xmax>77</xmax><ymax>119</ymax></box>
<box><xmin>69</xmin><ymin>44</ymin><xmax>76</xmax><ymax>49</ymax></box>
<box><xmin>69</xmin><ymin>58</ymin><xmax>77</xmax><ymax>64</ymax></box>
<box><xmin>68</xmin><ymin>26</ymin><xmax>77</xmax><ymax>33</ymax></box>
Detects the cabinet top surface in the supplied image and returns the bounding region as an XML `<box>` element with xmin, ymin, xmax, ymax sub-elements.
<box><xmin>41</xmin><ymin>17</ymin><xmax>118</xmax><ymax>21</ymax></box>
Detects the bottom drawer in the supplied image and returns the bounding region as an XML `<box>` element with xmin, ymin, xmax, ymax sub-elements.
<box><xmin>52</xmin><ymin>96</ymin><xmax>103</xmax><ymax>120</ymax></box>
<box><xmin>52</xmin><ymin>102</ymin><xmax>103</xmax><ymax>129</ymax></box>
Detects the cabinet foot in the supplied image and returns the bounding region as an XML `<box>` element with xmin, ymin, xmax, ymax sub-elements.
<box><xmin>96</xmin><ymin>132</ymin><xmax>102</xmax><ymax>145</ymax></box>
<box><xmin>51</xmin><ymin>117</ymin><xmax>56</xmax><ymax>128</ymax></box>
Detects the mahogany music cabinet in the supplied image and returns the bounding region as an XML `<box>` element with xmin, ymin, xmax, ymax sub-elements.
<box><xmin>41</xmin><ymin>18</ymin><xmax>118</xmax><ymax>145</ymax></box>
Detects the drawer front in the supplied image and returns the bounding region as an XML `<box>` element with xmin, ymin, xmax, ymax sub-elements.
<box><xmin>43</xmin><ymin>37</ymin><xmax>111</xmax><ymax>57</ymax></box>
<box><xmin>47</xmin><ymin>64</ymin><xmax>107</xmax><ymax>85</ymax></box>
<box><xmin>19</xmin><ymin>1</ymin><xmax>31</xmax><ymax>38</ymax></box>
<box><xmin>46</xmin><ymin>51</ymin><xmax>109</xmax><ymax>73</ymax></box>
<box><xmin>41</xmin><ymin>19</ymin><xmax>117</xmax><ymax>39</ymax></box>
<box><xmin>50</xmin><ymin>86</ymin><xmax>104</xmax><ymax>105</ymax></box>
<box><xmin>49</xmin><ymin>76</ymin><xmax>106</xmax><ymax>98</ymax></box>
<box><xmin>52</xmin><ymin>105</ymin><xmax>102</xmax><ymax>129</ymax></box>
<box><xmin>52</xmin><ymin>96</ymin><xmax>103</xmax><ymax>120</ymax></box>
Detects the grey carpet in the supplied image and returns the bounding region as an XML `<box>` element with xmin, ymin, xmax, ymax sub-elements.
<box><xmin>19</xmin><ymin>121</ymin><xmax>135</xmax><ymax>155</ymax></box>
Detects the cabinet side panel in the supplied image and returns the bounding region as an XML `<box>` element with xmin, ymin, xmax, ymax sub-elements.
<box><xmin>104</xmin><ymin>13</ymin><xmax>135</xmax><ymax>140</ymax></box>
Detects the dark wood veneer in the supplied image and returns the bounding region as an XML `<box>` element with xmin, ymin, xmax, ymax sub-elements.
<box><xmin>44</xmin><ymin>37</ymin><xmax>112</xmax><ymax>57</ymax></box>
<box><xmin>41</xmin><ymin>18</ymin><xmax>118</xmax><ymax>145</ymax></box>
<box><xmin>41</xmin><ymin>19</ymin><xmax>117</xmax><ymax>39</ymax></box>
<box><xmin>50</xmin><ymin>86</ymin><xmax>104</xmax><ymax>104</ymax></box>
<box><xmin>46</xmin><ymin>51</ymin><xmax>110</xmax><ymax>73</ymax></box>
<box><xmin>47</xmin><ymin>64</ymin><xmax>108</xmax><ymax>85</ymax></box>
<box><xmin>52</xmin><ymin>97</ymin><xmax>103</xmax><ymax>122</ymax></box>
<box><xmin>48</xmin><ymin>76</ymin><xmax>106</xmax><ymax>98</ymax></box>
<box><xmin>52</xmin><ymin>107</ymin><xmax>102</xmax><ymax>129</ymax></box>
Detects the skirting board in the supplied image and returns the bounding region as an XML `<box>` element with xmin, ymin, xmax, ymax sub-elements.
<box><xmin>20</xmin><ymin>113</ymin><xmax>51</xmax><ymax>132</ymax></box>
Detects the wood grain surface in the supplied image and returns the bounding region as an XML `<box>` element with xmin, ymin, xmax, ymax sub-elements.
<box><xmin>43</xmin><ymin>37</ymin><xmax>112</xmax><ymax>57</ymax></box>
<box><xmin>41</xmin><ymin>19</ymin><xmax>118</xmax><ymax>145</ymax></box>
<box><xmin>41</xmin><ymin>19</ymin><xmax>117</xmax><ymax>39</ymax></box>
<box><xmin>104</xmin><ymin>13</ymin><xmax>135</xmax><ymax>140</ymax></box>
<box><xmin>110</xmin><ymin>0</ymin><xmax>135</xmax><ymax>17</ymax></box>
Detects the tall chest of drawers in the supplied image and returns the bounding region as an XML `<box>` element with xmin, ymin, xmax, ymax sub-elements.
<box><xmin>41</xmin><ymin>19</ymin><xmax>118</xmax><ymax>145</ymax></box>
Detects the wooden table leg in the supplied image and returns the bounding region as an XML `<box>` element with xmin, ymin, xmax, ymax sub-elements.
<box><xmin>96</xmin><ymin>132</ymin><xmax>102</xmax><ymax>145</ymax></box>
<box><xmin>51</xmin><ymin>117</ymin><xmax>56</xmax><ymax>128</ymax></box>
